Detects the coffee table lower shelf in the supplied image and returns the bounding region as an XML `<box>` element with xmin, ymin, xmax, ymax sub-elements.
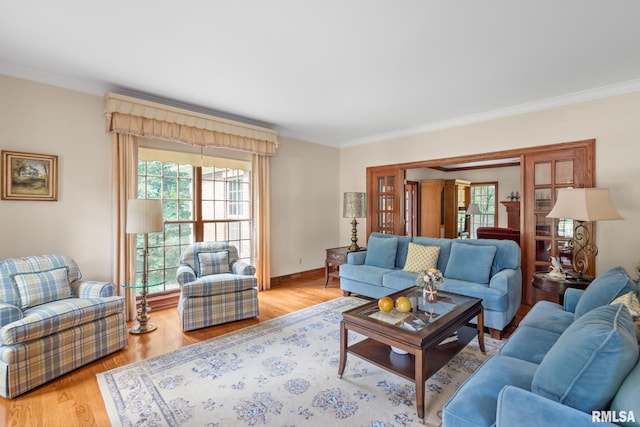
<box><xmin>346</xmin><ymin>325</ymin><xmax>477</xmax><ymax>382</ymax></box>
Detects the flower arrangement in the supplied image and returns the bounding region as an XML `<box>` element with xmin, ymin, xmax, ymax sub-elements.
<box><xmin>416</xmin><ymin>268</ymin><xmax>444</xmax><ymax>287</ymax></box>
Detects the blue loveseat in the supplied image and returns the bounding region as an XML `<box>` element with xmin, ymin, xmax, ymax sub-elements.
<box><xmin>0</xmin><ymin>255</ymin><xmax>128</xmax><ymax>397</ymax></box>
<box><xmin>443</xmin><ymin>266</ymin><xmax>640</xmax><ymax>427</ymax></box>
<box><xmin>339</xmin><ymin>232</ymin><xmax>521</xmax><ymax>338</ymax></box>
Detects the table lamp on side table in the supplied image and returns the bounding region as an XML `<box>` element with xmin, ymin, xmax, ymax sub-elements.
<box><xmin>126</xmin><ymin>199</ymin><xmax>164</xmax><ymax>334</ymax></box>
<box><xmin>343</xmin><ymin>192</ymin><xmax>366</xmax><ymax>251</ymax></box>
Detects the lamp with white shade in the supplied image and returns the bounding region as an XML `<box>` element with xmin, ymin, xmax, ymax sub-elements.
<box><xmin>343</xmin><ymin>192</ymin><xmax>366</xmax><ymax>251</ymax></box>
<box><xmin>546</xmin><ymin>188</ymin><xmax>622</xmax><ymax>277</ymax></box>
<box><xmin>465</xmin><ymin>203</ymin><xmax>482</xmax><ymax>239</ymax></box>
<box><xmin>126</xmin><ymin>199</ymin><xmax>164</xmax><ymax>334</ymax></box>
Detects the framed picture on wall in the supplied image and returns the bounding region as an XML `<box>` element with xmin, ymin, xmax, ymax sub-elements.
<box><xmin>1</xmin><ymin>150</ymin><xmax>58</xmax><ymax>201</ymax></box>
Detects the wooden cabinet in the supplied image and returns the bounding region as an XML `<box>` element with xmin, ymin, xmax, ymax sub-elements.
<box><xmin>419</xmin><ymin>179</ymin><xmax>470</xmax><ymax>238</ymax></box>
<box><xmin>500</xmin><ymin>201</ymin><xmax>521</xmax><ymax>230</ymax></box>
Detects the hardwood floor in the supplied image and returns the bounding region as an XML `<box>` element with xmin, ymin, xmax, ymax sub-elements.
<box><xmin>1</xmin><ymin>272</ymin><xmax>529</xmax><ymax>427</ymax></box>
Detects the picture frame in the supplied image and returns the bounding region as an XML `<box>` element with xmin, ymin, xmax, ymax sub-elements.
<box><xmin>1</xmin><ymin>150</ymin><xmax>58</xmax><ymax>201</ymax></box>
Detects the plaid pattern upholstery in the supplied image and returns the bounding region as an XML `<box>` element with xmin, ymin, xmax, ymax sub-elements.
<box><xmin>0</xmin><ymin>255</ymin><xmax>81</xmax><ymax>307</ymax></box>
<box><xmin>178</xmin><ymin>288</ymin><xmax>258</xmax><ymax>331</ymax></box>
<box><xmin>177</xmin><ymin>242</ymin><xmax>258</xmax><ymax>331</ymax></box>
<box><xmin>196</xmin><ymin>251</ymin><xmax>230</xmax><ymax>276</ymax></box>
<box><xmin>0</xmin><ymin>255</ymin><xmax>127</xmax><ymax>398</ymax></box>
<box><xmin>12</xmin><ymin>266</ymin><xmax>72</xmax><ymax>310</ymax></box>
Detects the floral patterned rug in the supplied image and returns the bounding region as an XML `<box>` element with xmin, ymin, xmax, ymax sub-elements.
<box><xmin>97</xmin><ymin>296</ymin><xmax>503</xmax><ymax>427</ymax></box>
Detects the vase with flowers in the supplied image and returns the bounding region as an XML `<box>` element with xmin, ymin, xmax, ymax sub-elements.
<box><xmin>417</xmin><ymin>268</ymin><xmax>444</xmax><ymax>304</ymax></box>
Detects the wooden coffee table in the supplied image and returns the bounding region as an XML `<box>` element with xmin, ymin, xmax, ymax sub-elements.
<box><xmin>338</xmin><ymin>287</ymin><xmax>485</xmax><ymax>423</ymax></box>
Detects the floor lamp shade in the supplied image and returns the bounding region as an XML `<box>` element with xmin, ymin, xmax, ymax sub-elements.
<box><xmin>126</xmin><ymin>199</ymin><xmax>164</xmax><ymax>234</ymax></box>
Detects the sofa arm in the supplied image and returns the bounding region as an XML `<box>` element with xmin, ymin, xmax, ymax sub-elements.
<box><xmin>0</xmin><ymin>302</ymin><xmax>23</xmax><ymax>328</ymax></box>
<box><xmin>497</xmin><ymin>386</ymin><xmax>617</xmax><ymax>427</ymax></box>
<box><xmin>488</xmin><ymin>268</ymin><xmax>521</xmax><ymax>295</ymax></box>
<box><xmin>71</xmin><ymin>280</ymin><xmax>117</xmax><ymax>298</ymax></box>
<box><xmin>231</xmin><ymin>261</ymin><xmax>256</xmax><ymax>276</ymax></box>
<box><xmin>347</xmin><ymin>251</ymin><xmax>367</xmax><ymax>265</ymax></box>
<box><xmin>564</xmin><ymin>288</ymin><xmax>584</xmax><ymax>313</ymax></box>
<box><xmin>177</xmin><ymin>264</ymin><xmax>197</xmax><ymax>286</ymax></box>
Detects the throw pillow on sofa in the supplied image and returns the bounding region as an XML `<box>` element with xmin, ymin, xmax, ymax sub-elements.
<box><xmin>365</xmin><ymin>236</ymin><xmax>398</xmax><ymax>269</ymax></box>
<box><xmin>444</xmin><ymin>242</ymin><xmax>496</xmax><ymax>284</ymax></box>
<box><xmin>11</xmin><ymin>266</ymin><xmax>72</xmax><ymax>310</ymax></box>
<box><xmin>403</xmin><ymin>243</ymin><xmax>440</xmax><ymax>273</ymax></box>
<box><xmin>610</xmin><ymin>291</ymin><xmax>640</xmax><ymax>342</ymax></box>
<box><xmin>531</xmin><ymin>304</ymin><xmax>639</xmax><ymax>413</ymax></box>
<box><xmin>574</xmin><ymin>266</ymin><xmax>637</xmax><ymax>319</ymax></box>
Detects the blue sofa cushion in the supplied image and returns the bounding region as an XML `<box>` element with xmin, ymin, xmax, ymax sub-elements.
<box><xmin>610</xmin><ymin>359</ymin><xmax>640</xmax><ymax>427</ymax></box>
<box><xmin>339</xmin><ymin>263</ymin><xmax>387</xmax><ymax>286</ymax></box>
<box><xmin>445</xmin><ymin>242</ymin><xmax>497</xmax><ymax>284</ymax></box>
<box><xmin>499</xmin><ymin>325</ymin><xmax>562</xmax><ymax>364</ymax></box>
<box><xmin>518</xmin><ymin>300</ymin><xmax>575</xmax><ymax>335</ymax></box>
<box><xmin>442</xmin><ymin>355</ymin><xmax>539</xmax><ymax>427</ymax></box>
<box><xmin>574</xmin><ymin>266</ymin><xmax>637</xmax><ymax>319</ymax></box>
<box><xmin>440</xmin><ymin>278</ymin><xmax>508</xmax><ymax>312</ymax></box>
<box><xmin>364</xmin><ymin>236</ymin><xmax>398</xmax><ymax>269</ymax></box>
<box><xmin>11</xmin><ymin>267</ymin><xmax>72</xmax><ymax>310</ymax></box>
<box><xmin>382</xmin><ymin>269</ymin><xmax>418</xmax><ymax>291</ymax></box>
<box><xmin>532</xmin><ymin>304</ymin><xmax>639</xmax><ymax>413</ymax></box>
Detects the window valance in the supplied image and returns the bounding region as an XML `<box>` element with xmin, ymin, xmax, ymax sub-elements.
<box><xmin>104</xmin><ymin>93</ymin><xmax>279</xmax><ymax>156</ymax></box>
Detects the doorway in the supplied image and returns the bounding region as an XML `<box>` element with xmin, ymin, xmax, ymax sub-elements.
<box><xmin>365</xmin><ymin>139</ymin><xmax>595</xmax><ymax>306</ymax></box>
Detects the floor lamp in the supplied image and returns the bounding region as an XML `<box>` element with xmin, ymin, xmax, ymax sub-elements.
<box><xmin>466</xmin><ymin>203</ymin><xmax>482</xmax><ymax>239</ymax></box>
<box><xmin>547</xmin><ymin>188</ymin><xmax>622</xmax><ymax>277</ymax></box>
<box><xmin>343</xmin><ymin>192</ymin><xmax>366</xmax><ymax>251</ymax></box>
<box><xmin>126</xmin><ymin>199</ymin><xmax>164</xmax><ymax>334</ymax></box>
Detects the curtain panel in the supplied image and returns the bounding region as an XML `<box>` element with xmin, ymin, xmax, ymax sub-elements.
<box><xmin>105</xmin><ymin>93</ymin><xmax>279</xmax><ymax>156</ymax></box>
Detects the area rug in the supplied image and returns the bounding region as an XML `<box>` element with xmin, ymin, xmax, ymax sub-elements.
<box><xmin>97</xmin><ymin>297</ymin><xmax>503</xmax><ymax>427</ymax></box>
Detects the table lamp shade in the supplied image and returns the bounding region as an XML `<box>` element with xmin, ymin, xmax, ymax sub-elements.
<box><xmin>126</xmin><ymin>199</ymin><xmax>164</xmax><ymax>234</ymax></box>
<box><xmin>547</xmin><ymin>188</ymin><xmax>622</xmax><ymax>221</ymax></box>
<box><xmin>343</xmin><ymin>192</ymin><xmax>366</xmax><ymax>218</ymax></box>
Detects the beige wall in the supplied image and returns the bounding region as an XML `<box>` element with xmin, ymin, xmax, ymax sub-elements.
<box><xmin>0</xmin><ymin>74</ymin><xmax>342</xmax><ymax>280</ymax></box>
<box><xmin>270</xmin><ymin>136</ymin><xmax>340</xmax><ymax>276</ymax></box>
<box><xmin>0</xmin><ymin>75</ymin><xmax>114</xmax><ymax>280</ymax></box>
<box><xmin>339</xmin><ymin>91</ymin><xmax>640</xmax><ymax>274</ymax></box>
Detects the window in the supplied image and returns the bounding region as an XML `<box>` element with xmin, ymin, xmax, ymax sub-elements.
<box><xmin>470</xmin><ymin>183</ymin><xmax>498</xmax><ymax>238</ymax></box>
<box><xmin>133</xmin><ymin>153</ymin><xmax>252</xmax><ymax>297</ymax></box>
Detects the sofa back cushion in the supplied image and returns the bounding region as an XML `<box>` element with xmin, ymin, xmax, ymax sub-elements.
<box><xmin>459</xmin><ymin>238</ymin><xmax>521</xmax><ymax>276</ymax></box>
<box><xmin>369</xmin><ymin>232</ymin><xmax>412</xmax><ymax>268</ymax></box>
<box><xmin>444</xmin><ymin>241</ymin><xmax>497</xmax><ymax>284</ymax></box>
<box><xmin>12</xmin><ymin>266</ymin><xmax>72</xmax><ymax>310</ymax></box>
<box><xmin>532</xmin><ymin>304</ymin><xmax>639</xmax><ymax>413</ymax></box>
<box><xmin>574</xmin><ymin>266</ymin><xmax>637</xmax><ymax>320</ymax></box>
<box><xmin>0</xmin><ymin>255</ymin><xmax>81</xmax><ymax>307</ymax></box>
<box><xmin>364</xmin><ymin>236</ymin><xmax>398</xmax><ymax>269</ymax></box>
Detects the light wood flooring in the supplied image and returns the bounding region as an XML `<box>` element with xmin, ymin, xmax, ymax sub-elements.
<box><xmin>1</xmin><ymin>272</ymin><xmax>529</xmax><ymax>427</ymax></box>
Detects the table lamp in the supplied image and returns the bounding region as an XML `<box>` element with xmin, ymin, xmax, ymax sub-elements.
<box><xmin>126</xmin><ymin>199</ymin><xmax>164</xmax><ymax>334</ymax></box>
<box><xmin>343</xmin><ymin>192</ymin><xmax>366</xmax><ymax>251</ymax></box>
<box><xmin>547</xmin><ymin>188</ymin><xmax>622</xmax><ymax>276</ymax></box>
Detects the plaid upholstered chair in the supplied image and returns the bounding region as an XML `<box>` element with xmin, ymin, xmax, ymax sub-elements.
<box><xmin>176</xmin><ymin>242</ymin><xmax>259</xmax><ymax>331</ymax></box>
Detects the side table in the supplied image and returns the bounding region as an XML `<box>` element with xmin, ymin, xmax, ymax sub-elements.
<box><xmin>325</xmin><ymin>246</ymin><xmax>365</xmax><ymax>287</ymax></box>
<box><xmin>531</xmin><ymin>272</ymin><xmax>593</xmax><ymax>305</ymax></box>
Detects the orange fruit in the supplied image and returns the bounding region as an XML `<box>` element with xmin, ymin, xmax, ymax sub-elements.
<box><xmin>395</xmin><ymin>296</ymin><xmax>412</xmax><ymax>313</ymax></box>
<box><xmin>378</xmin><ymin>296</ymin><xmax>394</xmax><ymax>313</ymax></box>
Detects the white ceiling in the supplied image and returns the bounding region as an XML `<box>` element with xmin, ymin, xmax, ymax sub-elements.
<box><xmin>1</xmin><ymin>1</ymin><xmax>640</xmax><ymax>147</ymax></box>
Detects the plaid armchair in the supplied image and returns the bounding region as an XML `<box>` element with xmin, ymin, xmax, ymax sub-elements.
<box><xmin>176</xmin><ymin>242</ymin><xmax>259</xmax><ymax>331</ymax></box>
<box><xmin>0</xmin><ymin>255</ymin><xmax>127</xmax><ymax>398</ymax></box>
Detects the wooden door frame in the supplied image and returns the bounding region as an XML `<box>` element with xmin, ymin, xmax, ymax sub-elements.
<box><xmin>365</xmin><ymin>138</ymin><xmax>596</xmax><ymax>306</ymax></box>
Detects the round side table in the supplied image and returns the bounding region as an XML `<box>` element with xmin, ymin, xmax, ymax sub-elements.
<box><xmin>531</xmin><ymin>272</ymin><xmax>593</xmax><ymax>305</ymax></box>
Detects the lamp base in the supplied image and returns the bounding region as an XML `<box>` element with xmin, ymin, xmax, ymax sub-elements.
<box><xmin>129</xmin><ymin>322</ymin><xmax>158</xmax><ymax>334</ymax></box>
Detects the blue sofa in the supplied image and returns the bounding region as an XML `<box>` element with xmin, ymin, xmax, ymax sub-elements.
<box><xmin>339</xmin><ymin>232</ymin><xmax>521</xmax><ymax>338</ymax></box>
<box><xmin>443</xmin><ymin>266</ymin><xmax>640</xmax><ymax>427</ymax></box>
<box><xmin>0</xmin><ymin>255</ymin><xmax>128</xmax><ymax>397</ymax></box>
